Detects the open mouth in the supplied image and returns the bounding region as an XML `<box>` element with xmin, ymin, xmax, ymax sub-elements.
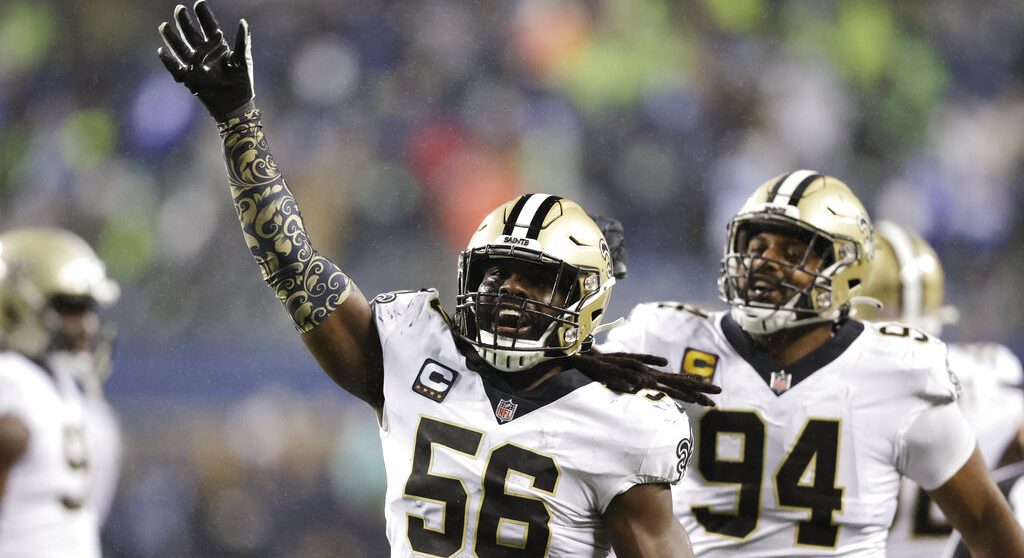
<box><xmin>746</xmin><ymin>277</ymin><xmax>784</xmax><ymax>303</ymax></box>
<box><xmin>491</xmin><ymin>307</ymin><xmax>536</xmax><ymax>337</ymax></box>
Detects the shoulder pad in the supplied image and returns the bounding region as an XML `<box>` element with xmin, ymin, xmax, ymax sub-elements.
<box><xmin>864</xmin><ymin>322</ymin><xmax>957</xmax><ymax>402</ymax></box>
<box><xmin>949</xmin><ymin>342</ymin><xmax>1024</xmax><ymax>389</ymax></box>
<box><xmin>625</xmin><ymin>301</ymin><xmax>714</xmax><ymax>326</ymax></box>
<box><xmin>651</xmin><ymin>301</ymin><xmax>712</xmax><ymax>319</ymax></box>
<box><xmin>600</xmin><ymin>302</ymin><xmax>718</xmax><ymax>358</ymax></box>
<box><xmin>372</xmin><ymin>288</ymin><xmax>447</xmax><ymax>343</ymax></box>
<box><xmin>0</xmin><ymin>353</ymin><xmax>40</xmax><ymax>418</ymax></box>
<box><xmin>370</xmin><ymin>288</ymin><xmax>438</xmax><ymax>307</ymax></box>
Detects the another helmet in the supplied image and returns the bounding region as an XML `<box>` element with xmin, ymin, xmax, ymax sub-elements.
<box><xmin>0</xmin><ymin>228</ymin><xmax>119</xmax><ymax>371</ymax></box>
<box><xmin>455</xmin><ymin>194</ymin><xmax>615</xmax><ymax>372</ymax></box>
<box><xmin>858</xmin><ymin>221</ymin><xmax>957</xmax><ymax>335</ymax></box>
<box><xmin>719</xmin><ymin>170</ymin><xmax>874</xmax><ymax>334</ymax></box>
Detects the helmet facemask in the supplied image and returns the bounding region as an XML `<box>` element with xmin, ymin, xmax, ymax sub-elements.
<box><xmin>42</xmin><ymin>294</ymin><xmax>116</xmax><ymax>390</ymax></box>
<box><xmin>456</xmin><ymin>244</ymin><xmax>598</xmax><ymax>372</ymax></box>
<box><xmin>720</xmin><ymin>215</ymin><xmax>863</xmax><ymax>334</ymax></box>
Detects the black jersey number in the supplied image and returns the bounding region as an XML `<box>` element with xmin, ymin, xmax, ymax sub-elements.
<box><xmin>879</xmin><ymin>324</ymin><xmax>930</xmax><ymax>343</ymax></box>
<box><xmin>911</xmin><ymin>487</ymin><xmax>952</xmax><ymax>536</ymax></box>
<box><xmin>59</xmin><ymin>425</ymin><xmax>89</xmax><ymax>510</ymax></box>
<box><xmin>404</xmin><ymin>417</ymin><xmax>560</xmax><ymax>557</ymax></box>
<box><xmin>692</xmin><ymin>410</ymin><xmax>844</xmax><ymax>548</ymax></box>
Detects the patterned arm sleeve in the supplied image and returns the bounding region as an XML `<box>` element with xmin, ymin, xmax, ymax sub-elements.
<box><xmin>217</xmin><ymin>105</ymin><xmax>352</xmax><ymax>332</ymax></box>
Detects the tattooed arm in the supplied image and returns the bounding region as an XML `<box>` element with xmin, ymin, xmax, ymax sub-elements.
<box><xmin>158</xmin><ymin>2</ymin><xmax>383</xmax><ymax>409</ymax></box>
<box><xmin>218</xmin><ymin>107</ymin><xmax>383</xmax><ymax>407</ymax></box>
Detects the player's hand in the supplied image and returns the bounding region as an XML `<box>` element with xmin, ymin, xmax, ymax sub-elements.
<box><xmin>590</xmin><ymin>214</ymin><xmax>627</xmax><ymax>280</ymax></box>
<box><xmin>157</xmin><ymin>1</ymin><xmax>254</xmax><ymax>120</ymax></box>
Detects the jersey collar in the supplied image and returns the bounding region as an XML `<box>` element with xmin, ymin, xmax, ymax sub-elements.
<box><xmin>467</xmin><ymin>358</ymin><xmax>594</xmax><ymax>424</ymax></box>
<box><xmin>720</xmin><ymin>314</ymin><xmax>864</xmax><ymax>395</ymax></box>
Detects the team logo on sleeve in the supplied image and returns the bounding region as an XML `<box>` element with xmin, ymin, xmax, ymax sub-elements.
<box><xmin>412</xmin><ymin>359</ymin><xmax>459</xmax><ymax>402</ymax></box>
<box><xmin>676</xmin><ymin>435</ymin><xmax>693</xmax><ymax>476</ymax></box>
<box><xmin>372</xmin><ymin>292</ymin><xmax>398</xmax><ymax>304</ymax></box>
<box><xmin>947</xmin><ymin>366</ymin><xmax>963</xmax><ymax>399</ymax></box>
<box><xmin>495</xmin><ymin>399</ymin><xmax>518</xmax><ymax>422</ymax></box>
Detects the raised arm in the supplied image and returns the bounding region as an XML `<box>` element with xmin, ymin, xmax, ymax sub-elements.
<box><xmin>157</xmin><ymin>1</ymin><xmax>383</xmax><ymax>409</ymax></box>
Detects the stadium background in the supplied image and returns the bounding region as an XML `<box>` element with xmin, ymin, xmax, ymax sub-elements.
<box><xmin>1</xmin><ymin>0</ymin><xmax>1023</xmax><ymax>555</ymax></box>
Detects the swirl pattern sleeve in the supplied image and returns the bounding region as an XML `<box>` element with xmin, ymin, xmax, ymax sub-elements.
<box><xmin>217</xmin><ymin>106</ymin><xmax>352</xmax><ymax>332</ymax></box>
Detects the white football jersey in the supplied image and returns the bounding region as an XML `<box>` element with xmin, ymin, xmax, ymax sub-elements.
<box><xmin>887</xmin><ymin>342</ymin><xmax>1024</xmax><ymax>558</ymax></box>
<box><xmin>0</xmin><ymin>352</ymin><xmax>101</xmax><ymax>558</ymax></box>
<box><xmin>82</xmin><ymin>394</ymin><xmax>122</xmax><ymax>525</ymax></box>
<box><xmin>373</xmin><ymin>290</ymin><xmax>694</xmax><ymax>558</ymax></box>
<box><xmin>600</xmin><ymin>303</ymin><xmax>975</xmax><ymax>557</ymax></box>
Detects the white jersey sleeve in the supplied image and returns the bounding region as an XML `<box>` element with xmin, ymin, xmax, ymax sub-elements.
<box><xmin>638</xmin><ymin>400</ymin><xmax>694</xmax><ymax>484</ymax></box>
<box><xmin>888</xmin><ymin>328</ymin><xmax>975</xmax><ymax>490</ymax></box>
<box><xmin>372</xmin><ymin>289</ymin><xmax>436</xmax><ymax>348</ymax></box>
<box><xmin>585</xmin><ymin>391</ymin><xmax>696</xmax><ymax>513</ymax></box>
<box><xmin>0</xmin><ymin>368</ymin><xmax>29</xmax><ymax>419</ymax></box>
<box><xmin>888</xmin><ymin>343</ymin><xmax>1022</xmax><ymax>558</ymax></box>
<box><xmin>599</xmin><ymin>302</ymin><xmax>711</xmax><ymax>373</ymax></box>
<box><xmin>949</xmin><ymin>342</ymin><xmax>1024</xmax><ymax>465</ymax></box>
<box><xmin>599</xmin><ymin>303</ymin><xmax>655</xmax><ymax>355</ymax></box>
<box><xmin>900</xmin><ymin>401</ymin><xmax>975</xmax><ymax>490</ymax></box>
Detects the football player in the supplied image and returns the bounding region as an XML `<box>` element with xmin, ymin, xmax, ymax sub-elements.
<box><xmin>859</xmin><ymin>221</ymin><xmax>1024</xmax><ymax>558</ymax></box>
<box><xmin>600</xmin><ymin>171</ymin><xmax>1024</xmax><ymax>556</ymax></box>
<box><xmin>156</xmin><ymin>3</ymin><xmax>718</xmax><ymax>556</ymax></box>
<box><xmin>0</xmin><ymin>228</ymin><xmax>122</xmax><ymax>557</ymax></box>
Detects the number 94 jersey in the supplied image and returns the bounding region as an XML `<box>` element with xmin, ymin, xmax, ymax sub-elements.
<box><xmin>372</xmin><ymin>290</ymin><xmax>693</xmax><ymax>558</ymax></box>
<box><xmin>599</xmin><ymin>302</ymin><xmax>975</xmax><ymax>558</ymax></box>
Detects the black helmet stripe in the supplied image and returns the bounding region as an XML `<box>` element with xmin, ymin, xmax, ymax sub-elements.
<box><xmin>501</xmin><ymin>194</ymin><xmax>563</xmax><ymax>239</ymax></box>
<box><xmin>768</xmin><ymin>169</ymin><xmax>821</xmax><ymax>206</ymax></box>
<box><xmin>767</xmin><ymin>172</ymin><xmax>792</xmax><ymax>202</ymax></box>
<box><xmin>526</xmin><ymin>195</ymin><xmax>563</xmax><ymax>239</ymax></box>
<box><xmin>502</xmin><ymin>195</ymin><xmax>533</xmax><ymax>236</ymax></box>
<box><xmin>787</xmin><ymin>173</ymin><xmax>822</xmax><ymax>206</ymax></box>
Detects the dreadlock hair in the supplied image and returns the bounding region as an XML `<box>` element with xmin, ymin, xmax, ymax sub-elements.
<box><xmin>567</xmin><ymin>349</ymin><xmax>720</xmax><ymax>407</ymax></box>
<box><xmin>453</xmin><ymin>335</ymin><xmax>719</xmax><ymax>405</ymax></box>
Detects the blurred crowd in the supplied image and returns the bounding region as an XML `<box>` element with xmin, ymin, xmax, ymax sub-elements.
<box><xmin>2</xmin><ymin>0</ymin><xmax>1024</xmax><ymax>555</ymax></box>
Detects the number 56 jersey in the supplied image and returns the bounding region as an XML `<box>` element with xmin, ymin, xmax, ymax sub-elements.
<box><xmin>599</xmin><ymin>302</ymin><xmax>975</xmax><ymax>558</ymax></box>
<box><xmin>372</xmin><ymin>290</ymin><xmax>693</xmax><ymax>558</ymax></box>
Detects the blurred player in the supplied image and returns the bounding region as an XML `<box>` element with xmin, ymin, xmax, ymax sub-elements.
<box><xmin>600</xmin><ymin>171</ymin><xmax>1024</xmax><ymax>556</ymax></box>
<box><xmin>0</xmin><ymin>228</ymin><xmax>122</xmax><ymax>557</ymax></box>
<box><xmin>858</xmin><ymin>221</ymin><xmax>1024</xmax><ymax>557</ymax></box>
<box><xmin>157</xmin><ymin>3</ymin><xmax>718</xmax><ymax>556</ymax></box>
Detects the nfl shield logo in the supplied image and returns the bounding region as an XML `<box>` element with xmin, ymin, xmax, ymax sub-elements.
<box><xmin>496</xmin><ymin>399</ymin><xmax>518</xmax><ymax>422</ymax></box>
<box><xmin>770</xmin><ymin>371</ymin><xmax>792</xmax><ymax>394</ymax></box>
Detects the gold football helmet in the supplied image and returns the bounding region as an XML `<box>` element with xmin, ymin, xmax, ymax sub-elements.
<box><xmin>0</xmin><ymin>228</ymin><xmax>119</xmax><ymax>382</ymax></box>
<box><xmin>455</xmin><ymin>194</ymin><xmax>615</xmax><ymax>372</ymax></box>
<box><xmin>858</xmin><ymin>221</ymin><xmax>958</xmax><ymax>335</ymax></box>
<box><xmin>719</xmin><ymin>170</ymin><xmax>874</xmax><ymax>334</ymax></box>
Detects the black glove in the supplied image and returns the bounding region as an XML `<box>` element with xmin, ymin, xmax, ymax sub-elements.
<box><xmin>590</xmin><ymin>214</ymin><xmax>627</xmax><ymax>280</ymax></box>
<box><xmin>157</xmin><ymin>1</ymin><xmax>254</xmax><ymax>120</ymax></box>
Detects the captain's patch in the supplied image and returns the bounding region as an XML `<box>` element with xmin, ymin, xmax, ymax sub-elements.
<box><xmin>412</xmin><ymin>359</ymin><xmax>459</xmax><ymax>402</ymax></box>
